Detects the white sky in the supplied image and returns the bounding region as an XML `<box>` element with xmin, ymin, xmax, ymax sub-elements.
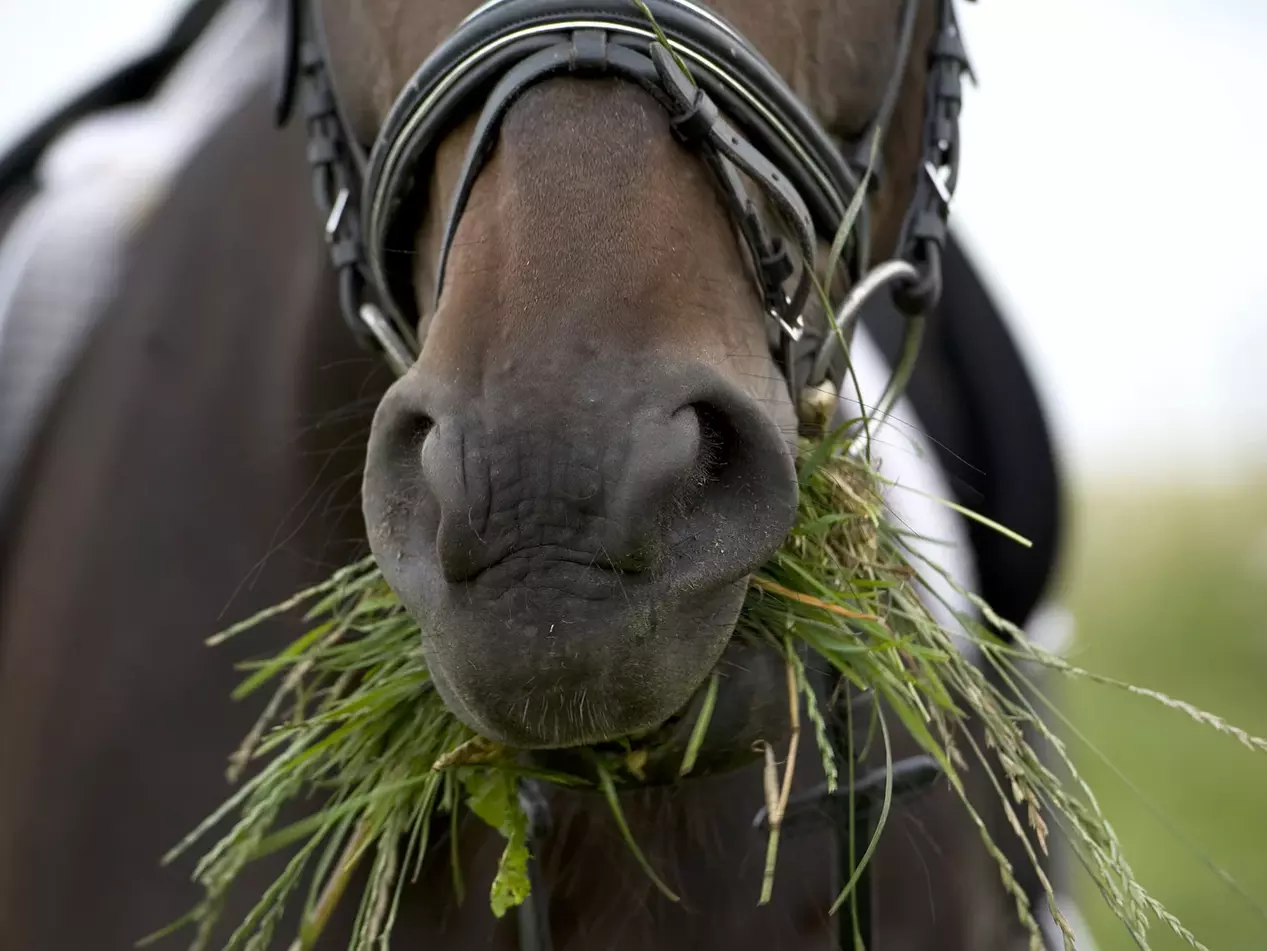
<box><xmin>953</xmin><ymin>0</ymin><xmax>1267</xmax><ymax>483</ymax></box>
<box><xmin>1</xmin><ymin>0</ymin><xmax>1264</xmax><ymax>483</ymax></box>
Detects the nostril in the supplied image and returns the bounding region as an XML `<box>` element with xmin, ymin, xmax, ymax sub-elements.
<box><xmin>374</xmin><ymin>391</ymin><xmax>434</xmax><ymax>472</ymax></box>
<box><xmin>365</xmin><ymin>385</ymin><xmax>437</xmax><ymax>522</ymax></box>
<box><xmin>597</xmin><ymin>405</ymin><xmax>700</xmax><ymax>571</ymax></box>
<box><xmin>605</xmin><ymin>400</ymin><xmax>766</xmax><ymax>573</ymax></box>
<box><xmin>418</xmin><ymin>420</ymin><xmax>490</xmax><ymax>583</ymax></box>
<box><xmin>689</xmin><ymin>401</ymin><xmax>730</xmax><ymax>494</ymax></box>
<box><xmin>400</xmin><ymin>411</ymin><xmax>434</xmax><ymax>459</ymax></box>
<box><xmin>363</xmin><ymin>382</ymin><xmax>444</xmax><ymax>576</ymax></box>
<box><xmin>688</xmin><ymin>398</ymin><xmax>775</xmax><ymax>506</ymax></box>
<box><xmin>655</xmin><ymin>376</ymin><xmax>799</xmax><ymax>590</ymax></box>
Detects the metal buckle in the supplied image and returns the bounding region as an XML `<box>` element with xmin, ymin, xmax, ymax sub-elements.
<box><xmin>923</xmin><ymin>160</ymin><xmax>952</xmax><ymax>207</ymax></box>
<box><xmin>358</xmin><ymin>303</ymin><xmax>416</xmax><ymax>377</ymax></box>
<box><xmin>325</xmin><ymin>187</ymin><xmax>350</xmax><ymax>240</ymax></box>
<box><xmin>776</xmin><ymin>309</ymin><xmax>806</xmax><ymax>343</ymax></box>
<box><xmin>771</xmin><ymin>291</ymin><xmax>805</xmax><ymax>343</ymax></box>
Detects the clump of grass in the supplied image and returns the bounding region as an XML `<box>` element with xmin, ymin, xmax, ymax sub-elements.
<box><xmin>146</xmin><ymin>422</ymin><xmax>1267</xmax><ymax>951</ymax></box>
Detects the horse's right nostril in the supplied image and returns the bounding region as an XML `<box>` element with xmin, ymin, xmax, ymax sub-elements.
<box><xmin>689</xmin><ymin>400</ymin><xmax>733</xmax><ymax>492</ymax></box>
<box><xmin>419</xmin><ymin>419</ymin><xmax>491</xmax><ymax>583</ymax></box>
<box><xmin>371</xmin><ymin>385</ymin><xmax>434</xmax><ymax>475</ymax></box>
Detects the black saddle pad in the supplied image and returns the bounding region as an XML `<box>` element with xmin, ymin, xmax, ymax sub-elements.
<box><xmin>865</xmin><ymin>234</ymin><xmax>1063</xmax><ymax>629</ymax></box>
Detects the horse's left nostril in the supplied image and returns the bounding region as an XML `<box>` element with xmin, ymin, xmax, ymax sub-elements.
<box><xmin>599</xmin><ymin>404</ymin><xmax>706</xmax><ymax>572</ymax></box>
<box><xmin>689</xmin><ymin>400</ymin><xmax>730</xmax><ymax>491</ymax></box>
<box><xmin>652</xmin><ymin>372</ymin><xmax>800</xmax><ymax>590</ymax></box>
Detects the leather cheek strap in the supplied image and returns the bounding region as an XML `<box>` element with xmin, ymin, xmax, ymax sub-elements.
<box><xmin>649</xmin><ymin>45</ymin><xmax>815</xmax><ymax>333</ymax></box>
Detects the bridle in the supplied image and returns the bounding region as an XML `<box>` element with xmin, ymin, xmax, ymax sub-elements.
<box><xmin>277</xmin><ymin>0</ymin><xmax>971</xmax><ymax>408</ymax></box>
<box><xmin>276</xmin><ymin>0</ymin><xmax>971</xmax><ymax>947</ymax></box>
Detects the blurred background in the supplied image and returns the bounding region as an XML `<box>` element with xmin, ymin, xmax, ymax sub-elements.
<box><xmin>2</xmin><ymin>0</ymin><xmax>1264</xmax><ymax>947</ymax></box>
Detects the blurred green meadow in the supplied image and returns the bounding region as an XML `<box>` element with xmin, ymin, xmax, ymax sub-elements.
<box><xmin>1060</xmin><ymin>474</ymin><xmax>1267</xmax><ymax>950</ymax></box>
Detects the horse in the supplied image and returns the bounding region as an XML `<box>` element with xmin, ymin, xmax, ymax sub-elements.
<box><xmin>0</xmin><ymin>0</ymin><xmax>1071</xmax><ymax>948</ymax></box>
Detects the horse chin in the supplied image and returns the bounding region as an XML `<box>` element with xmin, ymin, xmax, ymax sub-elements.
<box><xmin>411</xmin><ymin>586</ymin><xmax>796</xmax><ymax>782</ymax></box>
<box><xmin>525</xmin><ymin>634</ymin><xmax>797</xmax><ymax>784</ymax></box>
<box><xmin>391</xmin><ymin>564</ymin><xmax>756</xmax><ymax>751</ymax></box>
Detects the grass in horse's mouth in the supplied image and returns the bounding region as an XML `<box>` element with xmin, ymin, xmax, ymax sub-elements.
<box><xmin>145</xmin><ymin>432</ymin><xmax>1267</xmax><ymax>951</ymax></box>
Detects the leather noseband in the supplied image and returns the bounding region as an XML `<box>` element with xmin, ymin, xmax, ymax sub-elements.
<box><xmin>277</xmin><ymin>0</ymin><xmax>971</xmax><ymax>403</ymax></box>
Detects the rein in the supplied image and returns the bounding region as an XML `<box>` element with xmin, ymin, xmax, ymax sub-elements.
<box><xmin>275</xmin><ymin>0</ymin><xmax>973</xmax><ymax>946</ymax></box>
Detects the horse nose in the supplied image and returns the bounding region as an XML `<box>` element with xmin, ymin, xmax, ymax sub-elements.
<box><xmin>365</xmin><ymin>366</ymin><xmax>798</xmax><ymax>591</ymax></box>
<box><xmin>419</xmin><ymin>401</ymin><xmax>706</xmax><ymax>583</ymax></box>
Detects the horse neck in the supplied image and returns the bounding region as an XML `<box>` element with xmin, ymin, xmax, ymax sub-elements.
<box><xmin>0</xmin><ymin>84</ymin><xmax>387</xmax><ymax>948</ymax></box>
<box><xmin>510</xmin><ymin>746</ymin><xmax>835</xmax><ymax>949</ymax></box>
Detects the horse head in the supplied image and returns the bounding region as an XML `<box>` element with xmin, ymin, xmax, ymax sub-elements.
<box><xmin>298</xmin><ymin>0</ymin><xmax>961</xmax><ymax>750</ymax></box>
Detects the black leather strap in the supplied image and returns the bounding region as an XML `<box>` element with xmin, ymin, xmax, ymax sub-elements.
<box><xmin>365</xmin><ymin>0</ymin><xmax>865</xmax><ymax>228</ymax></box>
<box><xmin>893</xmin><ymin>0</ymin><xmax>971</xmax><ymax>316</ymax></box>
<box><xmin>649</xmin><ymin>44</ymin><xmax>816</xmax><ymax>352</ymax></box>
<box><xmin>358</xmin><ymin>0</ymin><xmax>884</xmax><ymax>379</ymax></box>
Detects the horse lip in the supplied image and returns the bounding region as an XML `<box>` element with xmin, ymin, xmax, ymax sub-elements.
<box><xmin>456</xmin><ymin>544</ymin><xmax>660</xmax><ymax>592</ymax></box>
<box><xmin>520</xmin><ymin>635</ymin><xmax>779</xmax><ymax>786</ymax></box>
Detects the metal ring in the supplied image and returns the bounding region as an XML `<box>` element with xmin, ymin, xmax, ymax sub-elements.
<box><xmin>892</xmin><ymin>240</ymin><xmax>942</xmax><ymax>317</ymax></box>
<box><xmin>808</xmin><ymin>259</ymin><xmax>919</xmax><ymax>387</ymax></box>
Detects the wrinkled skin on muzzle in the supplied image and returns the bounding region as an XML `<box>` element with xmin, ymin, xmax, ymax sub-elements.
<box><xmin>359</xmin><ymin>76</ymin><xmax>802</xmax><ymax>748</ymax></box>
